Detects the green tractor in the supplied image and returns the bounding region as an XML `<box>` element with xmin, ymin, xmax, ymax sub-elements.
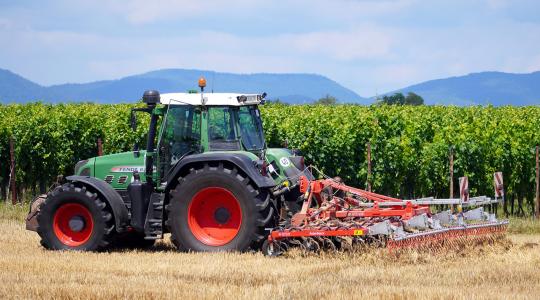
<box><xmin>26</xmin><ymin>80</ymin><xmax>308</xmax><ymax>252</ymax></box>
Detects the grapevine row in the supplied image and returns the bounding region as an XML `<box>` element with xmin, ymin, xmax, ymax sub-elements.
<box><xmin>0</xmin><ymin>103</ymin><xmax>539</xmax><ymax>215</ymax></box>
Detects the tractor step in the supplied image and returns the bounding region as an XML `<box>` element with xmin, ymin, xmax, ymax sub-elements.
<box><xmin>144</xmin><ymin>193</ymin><xmax>164</xmax><ymax>240</ymax></box>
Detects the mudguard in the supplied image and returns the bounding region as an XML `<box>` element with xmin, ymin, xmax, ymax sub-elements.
<box><xmin>164</xmin><ymin>152</ymin><xmax>276</xmax><ymax>191</ymax></box>
<box><xmin>66</xmin><ymin>175</ymin><xmax>129</xmax><ymax>232</ymax></box>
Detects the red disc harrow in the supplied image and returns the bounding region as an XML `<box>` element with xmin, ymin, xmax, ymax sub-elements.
<box><xmin>264</xmin><ymin>171</ymin><xmax>508</xmax><ymax>256</ymax></box>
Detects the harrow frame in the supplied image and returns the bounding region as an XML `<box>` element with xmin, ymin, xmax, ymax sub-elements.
<box><xmin>264</xmin><ymin>171</ymin><xmax>508</xmax><ymax>256</ymax></box>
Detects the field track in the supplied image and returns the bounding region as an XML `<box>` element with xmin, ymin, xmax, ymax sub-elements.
<box><xmin>1</xmin><ymin>205</ymin><xmax>539</xmax><ymax>299</ymax></box>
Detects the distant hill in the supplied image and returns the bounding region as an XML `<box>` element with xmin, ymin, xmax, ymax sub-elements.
<box><xmin>0</xmin><ymin>68</ymin><xmax>367</xmax><ymax>104</ymax></box>
<box><xmin>0</xmin><ymin>69</ymin><xmax>47</xmax><ymax>101</ymax></box>
<box><xmin>2</xmin><ymin>68</ymin><xmax>539</xmax><ymax>105</ymax></box>
<box><xmin>383</xmin><ymin>71</ymin><xmax>540</xmax><ymax>106</ymax></box>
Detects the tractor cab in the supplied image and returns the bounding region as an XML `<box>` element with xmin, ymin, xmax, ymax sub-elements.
<box><xmin>153</xmin><ymin>92</ymin><xmax>267</xmax><ymax>182</ymax></box>
<box><xmin>27</xmin><ymin>78</ymin><xmax>309</xmax><ymax>253</ymax></box>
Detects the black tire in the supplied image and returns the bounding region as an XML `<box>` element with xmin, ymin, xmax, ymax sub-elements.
<box><xmin>114</xmin><ymin>232</ymin><xmax>156</xmax><ymax>249</ymax></box>
<box><xmin>37</xmin><ymin>183</ymin><xmax>115</xmax><ymax>251</ymax></box>
<box><xmin>167</xmin><ymin>163</ymin><xmax>277</xmax><ymax>252</ymax></box>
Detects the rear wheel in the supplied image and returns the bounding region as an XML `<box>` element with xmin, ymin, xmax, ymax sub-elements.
<box><xmin>37</xmin><ymin>183</ymin><xmax>115</xmax><ymax>251</ymax></box>
<box><xmin>167</xmin><ymin>163</ymin><xmax>276</xmax><ymax>252</ymax></box>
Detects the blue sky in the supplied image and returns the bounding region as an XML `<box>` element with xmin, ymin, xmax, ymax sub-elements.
<box><xmin>0</xmin><ymin>0</ymin><xmax>539</xmax><ymax>96</ymax></box>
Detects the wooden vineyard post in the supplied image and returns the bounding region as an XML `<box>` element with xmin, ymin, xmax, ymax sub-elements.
<box><xmin>449</xmin><ymin>146</ymin><xmax>454</xmax><ymax>199</ymax></box>
<box><xmin>9</xmin><ymin>137</ymin><xmax>17</xmax><ymax>204</ymax></box>
<box><xmin>536</xmin><ymin>145</ymin><xmax>539</xmax><ymax>219</ymax></box>
<box><xmin>367</xmin><ymin>142</ymin><xmax>372</xmax><ymax>192</ymax></box>
<box><xmin>97</xmin><ymin>138</ymin><xmax>103</xmax><ymax>156</ymax></box>
<box><xmin>449</xmin><ymin>146</ymin><xmax>454</xmax><ymax>212</ymax></box>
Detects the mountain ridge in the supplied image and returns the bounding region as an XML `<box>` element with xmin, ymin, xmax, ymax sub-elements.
<box><xmin>0</xmin><ymin>68</ymin><xmax>367</xmax><ymax>104</ymax></box>
<box><xmin>1</xmin><ymin>68</ymin><xmax>539</xmax><ymax>105</ymax></box>
<box><xmin>383</xmin><ymin>71</ymin><xmax>540</xmax><ymax>106</ymax></box>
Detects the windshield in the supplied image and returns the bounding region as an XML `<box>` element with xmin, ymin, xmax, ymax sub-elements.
<box><xmin>237</xmin><ymin>105</ymin><xmax>265</xmax><ymax>151</ymax></box>
<box><xmin>207</xmin><ymin>105</ymin><xmax>265</xmax><ymax>152</ymax></box>
<box><xmin>208</xmin><ymin>106</ymin><xmax>241</xmax><ymax>151</ymax></box>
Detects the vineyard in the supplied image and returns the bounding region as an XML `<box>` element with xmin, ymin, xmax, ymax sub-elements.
<box><xmin>1</xmin><ymin>103</ymin><xmax>539</xmax><ymax>216</ymax></box>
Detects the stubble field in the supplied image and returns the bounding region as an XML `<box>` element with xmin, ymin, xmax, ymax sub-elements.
<box><xmin>1</xmin><ymin>203</ymin><xmax>539</xmax><ymax>299</ymax></box>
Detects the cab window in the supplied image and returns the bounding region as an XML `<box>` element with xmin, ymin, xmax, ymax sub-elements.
<box><xmin>208</xmin><ymin>107</ymin><xmax>241</xmax><ymax>151</ymax></box>
<box><xmin>238</xmin><ymin>105</ymin><xmax>265</xmax><ymax>151</ymax></box>
<box><xmin>159</xmin><ymin>106</ymin><xmax>201</xmax><ymax>176</ymax></box>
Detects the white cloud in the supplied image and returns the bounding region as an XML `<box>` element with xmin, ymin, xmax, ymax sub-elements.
<box><xmin>485</xmin><ymin>0</ymin><xmax>509</xmax><ymax>10</ymax></box>
<box><xmin>289</xmin><ymin>27</ymin><xmax>393</xmax><ymax>60</ymax></box>
<box><xmin>1</xmin><ymin>0</ymin><xmax>539</xmax><ymax>96</ymax></box>
<box><xmin>4</xmin><ymin>18</ymin><xmax>540</xmax><ymax>95</ymax></box>
<box><xmin>308</xmin><ymin>0</ymin><xmax>417</xmax><ymax>16</ymax></box>
<box><xmin>98</xmin><ymin>0</ymin><xmax>263</xmax><ymax>24</ymax></box>
<box><xmin>371</xmin><ymin>64</ymin><xmax>420</xmax><ymax>89</ymax></box>
<box><xmin>72</xmin><ymin>0</ymin><xmax>417</xmax><ymax>25</ymax></box>
<box><xmin>0</xmin><ymin>17</ymin><xmax>12</xmax><ymax>29</ymax></box>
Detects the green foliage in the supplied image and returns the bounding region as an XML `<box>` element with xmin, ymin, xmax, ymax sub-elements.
<box><xmin>314</xmin><ymin>94</ymin><xmax>337</xmax><ymax>105</ymax></box>
<box><xmin>0</xmin><ymin>103</ymin><xmax>539</xmax><ymax>216</ymax></box>
<box><xmin>404</xmin><ymin>92</ymin><xmax>424</xmax><ymax>105</ymax></box>
<box><xmin>378</xmin><ymin>92</ymin><xmax>424</xmax><ymax>105</ymax></box>
<box><xmin>0</xmin><ymin>102</ymin><xmax>149</xmax><ymax>195</ymax></box>
<box><xmin>260</xmin><ymin>104</ymin><xmax>540</xmax><ymax>210</ymax></box>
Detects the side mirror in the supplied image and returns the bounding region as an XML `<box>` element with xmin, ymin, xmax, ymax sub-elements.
<box><xmin>130</xmin><ymin>110</ymin><xmax>137</xmax><ymax>131</ymax></box>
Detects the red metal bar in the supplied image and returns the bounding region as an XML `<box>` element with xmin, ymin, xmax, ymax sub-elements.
<box><xmin>334</xmin><ymin>205</ymin><xmax>430</xmax><ymax>220</ymax></box>
<box><xmin>300</xmin><ymin>176</ymin><xmax>403</xmax><ymax>204</ymax></box>
<box><xmin>327</xmin><ymin>180</ymin><xmax>402</xmax><ymax>202</ymax></box>
<box><xmin>291</xmin><ymin>188</ymin><xmax>315</xmax><ymax>226</ymax></box>
<box><xmin>270</xmin><ymin>227</ymin><xmax>368</xmax><ymax>241</ymax></box>
<box><xmin>295</xmin><ymin>176</ymin><xmax>431</xmax><ymax>225</ymax></box>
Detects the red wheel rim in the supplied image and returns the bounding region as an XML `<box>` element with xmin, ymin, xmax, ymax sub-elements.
<box><xmin>53</xmin><ymin>203</ymin><xmax>94</xmax><ymax>247</ymax></box>
<box><xmin>188</xmin><ymin>187</ymin><xmax>242</xmax><ymax>246</ymax></box>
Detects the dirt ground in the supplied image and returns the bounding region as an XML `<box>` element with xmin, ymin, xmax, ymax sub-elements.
<box><xmin>0</xmin><ymin>205</ymin><xmax>539</xmax><ymax>299</ymax></box>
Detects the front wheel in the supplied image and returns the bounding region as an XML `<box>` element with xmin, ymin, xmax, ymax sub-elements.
<box><xmin>37</xmin><ymin>184</ymin><xmax>115</xmax><ymax>251</ymax></box>
<box><xmin>167</xmin><ymin>163</ymin><xmax>277</xmax><ymax>252</ymax></box>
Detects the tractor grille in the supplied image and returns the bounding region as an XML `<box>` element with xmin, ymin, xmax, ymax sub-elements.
<box><xmin>118</xmin><ymin>176</ymin><xmax>128</xmax><ymax>185</ymax></box>
<box><xmin>104</xmin><ymin>175</ymin><xmax>114</xmax><ymax>184</ymax></box>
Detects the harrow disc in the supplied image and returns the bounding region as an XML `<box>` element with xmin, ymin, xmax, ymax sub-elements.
<box><xmin>261</xmin><ymin>240</ymin><xmax>282</xmax><ymax>257</ymax></box>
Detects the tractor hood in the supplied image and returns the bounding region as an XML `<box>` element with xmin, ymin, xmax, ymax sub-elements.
<box><xmin>76</xmin><ymin>151</ymin><xmax>148</xmax><ymax>190</ymax></box>
<box><xmin>74</xmin><ymin>148</ymin><xmax>310</xmax><ymax>190</ymax></box>
<box><xmin>265</xmin><ymin>148</ymin><xmax>312</xmax><ymax>185</ymax></box>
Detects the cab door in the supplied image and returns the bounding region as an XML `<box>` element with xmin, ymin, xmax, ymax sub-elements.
<box><xmin>157</xmin><ymin>105</ymin><xmax>201</xmax><ymax>180</ymax></box>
